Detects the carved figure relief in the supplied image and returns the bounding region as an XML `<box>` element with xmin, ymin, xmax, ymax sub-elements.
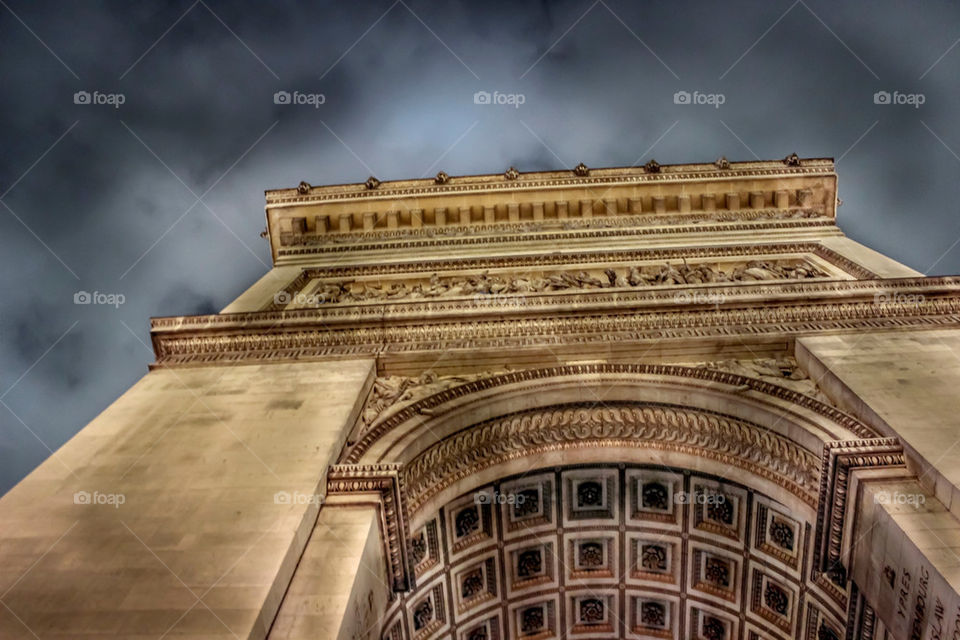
<box><xmin>295</xmin><ymin>259</ymin><xmax>829</xmax><ymax>306</ymax></box>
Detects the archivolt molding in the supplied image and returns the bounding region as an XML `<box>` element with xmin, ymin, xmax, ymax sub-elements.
<box><xmin>813</xmin><ymin>438</ymin><xmax>907</xmax><ymax>586</ymax></box>
<box><xmin>326</xmin><ymin>463</ymin><xmax>412</xmax><ymax>592</ymax></box>
<box><xmin>342</xmin><ymin>363</ymin><xmax>879</xmax><ymax>465</ymax></box>
<box><xmin>401</xmin><ymin>403</ymin><xmax>822</xmax><ymax>514</ymax></box>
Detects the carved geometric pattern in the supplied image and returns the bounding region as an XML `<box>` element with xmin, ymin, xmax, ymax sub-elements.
<box><xmin>564</xmin><ymin>469</ymin><xmax>618</xmax><ymax>523</ymax></box>
<box><xmin>403</xmin><ymin>402</ymin><xmax>821</xmax><ymax>515</ymax></box>
<box><xmin>445</xmin><ymin>494</ymin><xmax>494</xmax><ymax>558</ymax></box>
<box><xmin>325</xmin><ymin>463</ymin><xmax>412</xmax><ymax>591</ymax></box>
<box><xmin>411</xmin><ymin>519</ymin><xmax>441</xmax><ymax>578</ymax></box>
<box><xmin>813</xmin><ymin>438</ymin><xmax>906</xmax><ymax>585</ymax></box>
<box><xmin>751</xmin><ymin>570</ymin><xmax>795</xmax><ymax>632</ymax></box>
<box><xmin>454</xmin><ymin>556</ymin><xmax>497</xmax><ymax>614</ymax></box>
<box><xmin>754</xmin><ymin>498</ymin><xmax>801</xmax><ymax>569</ymax></box>
<box><xmin>628</xmin><ymin>469</ymin><xmax>683</xmax><ymax>529</ymax></box>
<box><xmin>500</xmin><ymin>473</ymin><xmax>554</xmax><ymax>536</ymax></box>
<box><xmin>689</xmin><ymin>481</ymin><xmax>747</xmax><ymax>543</ymax></box>
<box><xmin>459</xmin><ymin>615</ymin><xmax>501</xmax><ymax>640</ymax></box>
<box><xmin>568</xmin><ymin>536</ymin><xmax>615</xmax><ymax>579</ymax></box>
<box><xmin>151</xmin><ymin>282</ymin><xmax>960</xmax><ymax>367</ymax></box>
<box><xmin>274</xmin><ymin>242</ymin><xmax>874</xmax><ymax>282</ymax></box>
<box><xmin>410</xmin><ymin>584</ymin><xmax>446</xmax><ymax>639</ymax></box>
<box><xmin>342</xmin><ymin>364</ymin><xmax>878</xmax><ymax>466</ymax></box>
<box><xmin>508</xmin><ymin>541</ymin><xmax>556</xmax><ymax>593</ymax></box>
<box><xmin>690</xmin><ymin>608</ymin><xmax>734</xmax><ymax>640</ymax></box>
<box><xmin>511</xmin><ymin>599</ymin><xmax>557</xmax><ymax>639</ymax></box>
<box><xmin>632</xmin><ymin>596</ymin><xmax>673</xmax><ymax>638</ymax></box>
<box><xmin>692</xmin><ymin>548</ymin><xmax>738</xmax><ymax>601</ymax></box>
<box><xmin>803</xmin><ymin>604</ymin><xmax>844</xmax><ymax>640</ymax></box>
<box><xmin>571</xmin><ymin>594</ymin><xmax>614</xmax><ymax>633</ymax></box>
<box><xmin>379</xmin><ymin>463</ymin><xmax>853</xmax><ymax>640</ymax></box>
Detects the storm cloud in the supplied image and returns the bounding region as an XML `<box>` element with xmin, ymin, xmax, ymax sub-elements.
<box><xmin>2</xmin><ymin>0</ymin><xmax>959</xmax><ymax>494</ymax></box>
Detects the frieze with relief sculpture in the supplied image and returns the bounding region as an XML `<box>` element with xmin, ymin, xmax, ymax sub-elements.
<box><xmin>295</xmin><ymin>259</ymin><xmax>828</xmax><ymax>306</ymax></box>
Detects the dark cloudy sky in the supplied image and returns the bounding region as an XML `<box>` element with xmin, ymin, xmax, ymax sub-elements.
<box><xmin>2</xmin><ymin>0</ymin><xmax>960</xmax><ymax>495</ymax></box>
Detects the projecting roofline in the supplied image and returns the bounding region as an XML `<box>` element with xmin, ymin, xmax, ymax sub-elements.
<box><xmin>262</xmin><ymin>155</ymin><xmax>838</xmax><ymax>266</ymax></box>
<box><xmin>265</xmin><ymin>155</ymin><xmax>834</xmax><ymax>203</ymax></box>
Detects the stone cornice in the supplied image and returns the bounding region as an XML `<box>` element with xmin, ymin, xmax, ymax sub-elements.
<box><xmin>149</xmin><ymin>277</ymin><xmax>960</xmax><ymax>366</ymax></box>
<box><xmin>279</xmin><ymin>241</ymin><xmax>876</xmax><ymax>280</ymax></box>
<box><xmin>267</xmin><ymin>158</ymin><xmax>835</xmax><ymax>206</ymax></box>
<box><xmin>275</xmin><ymin>218</ymin><xmax>837</xmax><ymax>261</ymax></box>
<box><xmin>265</xmin><ymin>157</ymin><xmax>838</xmax><ymax>265</ymax></box>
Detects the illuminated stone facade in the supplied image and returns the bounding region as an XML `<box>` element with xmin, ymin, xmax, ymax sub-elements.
<box><xmin>2</xmin><ymin>157</ymin><xmax>959</xmax><ymax>640</ymax></box>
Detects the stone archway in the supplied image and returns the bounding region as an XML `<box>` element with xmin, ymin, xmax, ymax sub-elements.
<box><xmin>326</xmin><ymin>363</ymin><xmax>909</xmax><ymax>639</ymax></box>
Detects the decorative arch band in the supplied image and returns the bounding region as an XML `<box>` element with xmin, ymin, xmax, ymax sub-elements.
<box><xmin>343</xmin><ymin>363</ymin><xmax>877</xmax><ymax>464</ymax></box>
<box><xmin>402</xmin><ymin>402</ymin><xmax>822</xmax><ymax>512</ymax></box>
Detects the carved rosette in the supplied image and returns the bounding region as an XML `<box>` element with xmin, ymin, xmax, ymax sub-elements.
<box><xmin>401</xmin><ymin>403</ymin><xmax>821</xmax><ymax>514</ymax></box>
